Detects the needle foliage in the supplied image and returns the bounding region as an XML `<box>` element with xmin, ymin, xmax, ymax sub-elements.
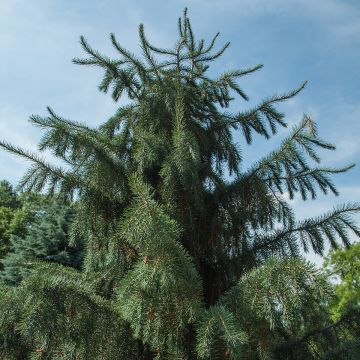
<box><xmin>0</xmin><ymin>9</ymin><xmax>359</xmax><ymax>359</ymax></box>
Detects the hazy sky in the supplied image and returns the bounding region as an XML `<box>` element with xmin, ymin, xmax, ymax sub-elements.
<box><xmin>1</xmin><ymin>0</ymin><xmax>359</xmax><ymax>263</ymax></box>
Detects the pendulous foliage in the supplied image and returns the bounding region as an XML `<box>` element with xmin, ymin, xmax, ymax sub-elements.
<box><xmin>0</xmin><ymin>8</ymin><xmax>359</xmax><ymax>359</ymax></box>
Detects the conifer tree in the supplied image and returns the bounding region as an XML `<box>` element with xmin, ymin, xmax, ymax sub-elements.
<box><xmin>0</xmin><ymin>193</ymin><xmax>84</xmax><ymax>285</ymax></box>
<box><xmin>0</xmin><ymin>9</ymin><xmax>359</xmax><ymax>359</ymax></box>
<box><xmin>0</xmin><ymin>181</ymin><xmax>25</xmax><ymax>267</ymax></box>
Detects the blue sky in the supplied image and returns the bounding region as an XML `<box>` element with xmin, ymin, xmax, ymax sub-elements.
<box><xmin>1</xmin><ymin>0</ymin><xmax>359</xmax><ymax>262</ymax></box>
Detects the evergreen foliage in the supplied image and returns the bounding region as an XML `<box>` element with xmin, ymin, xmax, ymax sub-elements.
<box><xmin>0</xmin><ymin>192</ymin><xmax>84</xmax><ymax>285</ymax></box>
<box><xmin>0</xmin><ymin>9</ymin><xmax>359</xmax><ymax>359</ymax></box>
<box><xmin>0</xmin><ymin>181</ymin><xmax>23</xmax><ymax>264</ymax></box>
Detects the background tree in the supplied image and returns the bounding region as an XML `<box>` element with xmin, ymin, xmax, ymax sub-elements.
<box><xmin>0</xmin><ymin>192</ymin><xmax>84</xmax><ymax>285</ymax></box>
<box><xmin>0</xmin><ymin>9</ymin><xmax>359</xmax><ymax>360</ymax></box>
<box><xmin>324</xmin><ymin>243</ymin><xmax>360</xmax><ymax>318</ymax></box>
<box><xmin>0</xmin><ymin>180</ymin><xmax>26</xmax><ymax>267</ymax></box>
<box><xmin>314</xmin><ymin>244</ymin><xmax>360</xmax><ymax>359</ymax></box>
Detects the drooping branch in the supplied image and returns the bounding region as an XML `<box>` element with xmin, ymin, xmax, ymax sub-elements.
<box><xmin>250</xmin><ymin>204</ymin><xmax>360</xmax><ymax>258</ymax></box>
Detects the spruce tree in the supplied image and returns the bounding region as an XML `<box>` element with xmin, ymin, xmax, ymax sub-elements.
<box><xmin>0</xmin><ymin>181</ymin><xmax>25</xmax><ymax>267</ymax></box>
<box><xmin>0</xmin><ymin>9</ymin><xmax>359</xmax><ymax>359</ymax></box>
<box><xmin>0</xmin><ymin>193</ymin><xmax>84</xmax><ymax>285</ymax></box>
